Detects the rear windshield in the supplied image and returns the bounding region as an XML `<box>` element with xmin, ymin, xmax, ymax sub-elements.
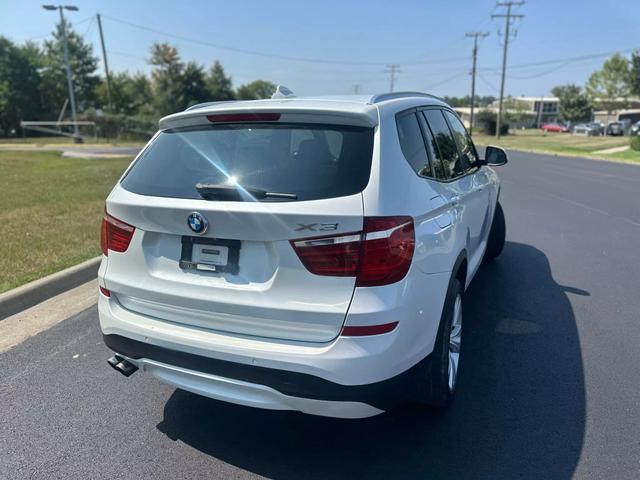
<box><xmin>120</xmin><ymin>123</ymin><xmax>374</xmax><ymax>201</ymax></box>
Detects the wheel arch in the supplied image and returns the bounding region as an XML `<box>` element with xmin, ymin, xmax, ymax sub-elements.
<box><xmin>451</xmin><ymin>249</ymin><xmax>468</xmax><ymax>292</ymax></box>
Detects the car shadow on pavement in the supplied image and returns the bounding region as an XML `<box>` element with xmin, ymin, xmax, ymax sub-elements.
<box><xmin>157</xmin><ymin>241</ymin><xmax>586</xmax><ymax>480</ymax></box>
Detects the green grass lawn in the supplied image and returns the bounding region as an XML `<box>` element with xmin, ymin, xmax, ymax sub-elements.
<box><xmin>473</xmin><ymin>129</ymin><xmax>640</xmax><ymax>164</ymax></box>
<box><xmin>0</xmin><ymin>151</ymin><xmax>132</xmax><ymax>293</ymax></box>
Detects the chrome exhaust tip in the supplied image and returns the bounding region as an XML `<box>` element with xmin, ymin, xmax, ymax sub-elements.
<box><xmin>107</xmin><ymin>355</ymin><xmax>138</xmax><ymax>377</ymax></box>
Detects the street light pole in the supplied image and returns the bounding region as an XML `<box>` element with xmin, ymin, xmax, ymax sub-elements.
<box><xmin>43</xmin><ymin>5</ymin><xmax>82</xmax><ymax>143</ymax></box>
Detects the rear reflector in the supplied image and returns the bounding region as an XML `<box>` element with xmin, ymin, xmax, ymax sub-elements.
<box><xmin>341</xmin><ymin>321</ymin><xmax>398</xmax><ymax>336</ymax></box>
<box><xmin>206</xmin><ymin>112</ymin><xmax>281</xmax><ymax>123</ymax></box>
<box><xmin>99</xmin><ymin>286</ymin><xmax>111</xmax><ymax>297</ymax></box>
<box><xmin>101</xmin><ymin>212</ymin><xmax>135</xmax><ymax>256</ymax></box>
<box><xmin>290</xmin><ymin>216</ymin><xmax>414</xmax><ymax>287</ymax></box>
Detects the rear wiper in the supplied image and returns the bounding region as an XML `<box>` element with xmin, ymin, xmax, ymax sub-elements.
<box><xmin>195</xmin><ymin>183</ymin><xmax>297</xmax><ymax>200</ymax></box>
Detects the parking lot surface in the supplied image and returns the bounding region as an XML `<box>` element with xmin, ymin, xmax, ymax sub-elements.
<box><xmin>2</xmin><ymin>151</ymin><xmax>639</xmax><ymax>479</ymax></box>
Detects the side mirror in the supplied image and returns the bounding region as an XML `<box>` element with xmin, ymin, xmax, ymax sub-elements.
<box><xmin>484</xmin><ymin>145</ymin><xmax>508</xmax><ymax>166</ymax></box>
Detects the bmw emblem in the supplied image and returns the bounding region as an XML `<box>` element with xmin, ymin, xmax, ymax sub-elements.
<box><xmin>187</xmin><ymin>212</ymin><xmax>208</xmax><ymax>235</ymax></box>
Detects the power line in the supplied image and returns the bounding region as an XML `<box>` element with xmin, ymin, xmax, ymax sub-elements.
<box><xmin>23</xmin><ymin>15</ymin><xmax>94</xmax><ymax>42</ymax></box>
<box><xmin>101</xmin><ymin>14</ymin><xmax>476</xmax><ymax>68</ymax></box>
<box><xmin>385</xmin><ymin>64</ymin><xmax>400</xmax><ymax>92</ymax></box>
<box><xmin>478</xmin><ymin>72</ymin><xmax>499</xmax><ymax>93</ymax></box>
<box><xmin>465</xmin><ymin>31</ymin><xmax>489</xmax><ymax>134</ymax></box>
<box><xmin>108</xmin><ymin>50</ymin><xmax>147</xmax><ymax>61</ymax></box>
<box><xmin>424</xmin><ymin>70</ymin><xmax>469</xmax><ymax>90</ymax></box>
<box><xmin>480</xmin><ymin>47</ymin><xmax>639</xmax><ymax>73</ymax></box>
<box><xmin>492</xmin><ymin>0</ymin><xmax>525</xmax><ymax>139</ymax></box>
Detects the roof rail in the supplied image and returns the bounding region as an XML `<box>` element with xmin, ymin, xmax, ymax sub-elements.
<box><xmin>368</xmin><ymin>92</ymin><xmax>443</xmax><ymax>104</ymax></box>
<box><xmin>185</xmin><ymin>100</ymin><xmax>235</xmax><ymax>111</ymax></box>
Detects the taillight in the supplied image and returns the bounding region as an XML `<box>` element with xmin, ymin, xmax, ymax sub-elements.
<box><xmin>100</xmin><ymin>212</ymin><xmax>135</xmax><ymax>256</ymax></box>
<box><xmin>99</xmin><ymin>286</ymin><xmax>111</xmax><ymax>297</ymax></box>
<box><xmin>290</xmin><ymin>232</ymin><xmax>362</xmax><ymax>276</ymax></box>
<box><xmin>358</xmin><ymin>216</ymin><xmax>415</xmax><ymax>287</ymax></box>
<box><xmin>290</xmin><ymin>216</ymin><xmax>414</xmax><ymax>287</ymax></box>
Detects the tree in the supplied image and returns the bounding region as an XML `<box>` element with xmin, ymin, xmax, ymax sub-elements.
<box><xmin>236</xmin><ymin>80</ymin><xmax>276</xmax><ymax>100</ymax></box>
<box><xmin>0</xmin><ymin>37</ymin><xmax>45</xmax><ymax>134</ymax></box>
<box><xmin>96</xmin><ymin>71</ymin><xmax>153</xmax><ymax>116</ymax></box>
<box><xmin>182</xmin><ymin>61</ymin><xmax>209</xmax><ymax>107</ymax></box>
<box><xmin>41</xmin><ymin>21</ymin><xmax>99</xmax><ymax>114</ymax></box>
<box><xmin>126</xmin><ymin>73</ymin><xmax>154</xmax><ymax>115</ymax></box>
<box><xmin>502</xmin><ymin>96</ymin><xmax>530</xmax><ymax>125</ymax></box>
<box><xmin>207</xmin><ymin>61</ymin><xmax>235</xmax><ymax>101</ymax></box>
<box><xmin>149</xmin><ymin>42</ymin><xmax>185</xmax><ymax>114</ymax></box>
<box><xmin>630</xmin><ymin>50</ymin><xmax>640</xmax><ymax>97</ymax></box>
<box><xmin>476</xmin><ymin>109</ymin><xmax>508</xmax><ymax>135</ymax></box>
<box><xmin>551</xmin><ymin>84</ymin><xmax>591</xmax><ymax>122</ymax></box>
<box><xmin>586</xmin><ymin>54</ymin><xmax>632</xmax><ymax>122</ymax></box>
<box><xmin>443</xmin><ymin>95</ymin><xmax>495</xmax><ymax>108</ymax></box>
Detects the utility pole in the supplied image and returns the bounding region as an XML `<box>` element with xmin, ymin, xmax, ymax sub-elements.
<box><xmin>385</xmin><ymin>64</ymin><xmax>400</xmax><ymax>92</ymax></box>
<box><xmin>96</xmin><ymin>13</ymin><xmax>112</xmax><ymax>112</ymax></box>
<box><xmin>536</xmin><ymin>94</ymin><xmax>544</xmax><ymax>128</ymax></box>
<box><xmin>492</xmin><ymin>1</ymin><xmax>524</xmax><ymax>139</ymax></box>
<box><xmin>465</xmin><ymin>32</ymin><xmax>489</xmax><ymax>135</ymax></box>
<box><xmin>43</xmin><ymin>4</ymin><xmax>82</xmax><ymax>143</ymax></box>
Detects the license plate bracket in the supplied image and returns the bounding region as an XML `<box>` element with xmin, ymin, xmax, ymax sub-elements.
<box><xmin>179</xmin><ymin>236</ymin><xmax>240</xmax><ymax>274</ymax></box>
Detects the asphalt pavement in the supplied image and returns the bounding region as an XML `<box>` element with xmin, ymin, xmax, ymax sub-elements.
<box><xmin>1</xmin><ymin>151</ymin><xmax>639</xmax><ymax>480</ymax></box>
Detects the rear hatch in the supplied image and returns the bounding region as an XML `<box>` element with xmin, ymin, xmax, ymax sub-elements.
<box><xmin>103</xmin><ymin>112</ymin><xmax>375</xmax><ymax>343</ymax></box>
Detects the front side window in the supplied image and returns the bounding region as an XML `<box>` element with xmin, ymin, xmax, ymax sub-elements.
<box><xmin>443</xmin><ymin>110</ymin><xmax>478</xmax><ymax>170</ymax></box>
<box><xmin>422</xmin><ymin>109</ymin><xmax>466</xmax><ymax>180</ymax></box>
<box><xmin>396</xmin><ymin>112</ymin><xmax>431</xmax><ymax>177</ymax></box>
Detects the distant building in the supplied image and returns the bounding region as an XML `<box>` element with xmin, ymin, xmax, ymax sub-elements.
<box><xmin>592</xmin><ymin>98</ymin><xmax>640</xmax><ymax>125</ymax></box>
<box><xmin>454</xmin><ymin>96</ymin><xmax>559</xmax><ymax>130</ymax></box>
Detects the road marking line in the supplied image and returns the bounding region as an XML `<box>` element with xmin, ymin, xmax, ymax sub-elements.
<box><xmin>0</xmin><ymin>280</ymin><xmax>97</xmax><ymax>354</ymax></box>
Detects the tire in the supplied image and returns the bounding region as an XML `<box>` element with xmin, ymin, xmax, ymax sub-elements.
<box><xmin>483</xmin><ymin>201</ymin><xmax>506</xmax><ymax>262</ymax></box>
<box><xmin>416</xmin><ymin>278</ymin><xmax>463</xmax><ymax>408</ymax></box>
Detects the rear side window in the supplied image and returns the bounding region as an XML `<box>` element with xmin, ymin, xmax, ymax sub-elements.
<box><xmin>396</xmin><ymin>113</ymin><xmax>431</xmax><ymax>177</ymax></box>
<box><xmin>422</xmin><ymin>110</ymin><xmax>466</xmax><ymax>180</ymax></box>
<box><xmin>443</xmin><ymin>110</ymin><xmax>478</xmax><ymax>168</ymax></box>
<box><xmin>121</xmin><ymin>124</ymin><xmax>374</xmax><ymax>202</ymax></box>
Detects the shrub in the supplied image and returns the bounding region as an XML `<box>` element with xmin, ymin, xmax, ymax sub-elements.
<box><xmin>476</xmin><ymin>110</ymin><xmax>509</xmax><ymax>135</ymax></box>
<box><xmin>631</xmin><ymin>135</ymin><xmax>640</xmax><ymax>152</ymax></box>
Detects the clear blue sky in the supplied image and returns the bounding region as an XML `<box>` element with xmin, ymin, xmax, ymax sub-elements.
<box><xmin>1</xmin><ymin>0</ymin><xmax>638</xmax><ymax>97</ymax></box>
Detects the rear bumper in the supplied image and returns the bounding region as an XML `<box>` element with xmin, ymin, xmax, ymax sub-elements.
<box><xmin>98</xmin><ymin>267</ymin><xmax>451</xmax><ymax>416</ymax></box>
<box><xmin>104</xmin><ymin>333</ymin><xmax>431</xmax><ymax>415</ymax></box>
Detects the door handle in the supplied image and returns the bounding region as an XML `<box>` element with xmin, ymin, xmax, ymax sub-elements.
<box><xmin>450</xmin><ymin>195</ymin><xmax>460</xmax><ymax>206</ymax></box>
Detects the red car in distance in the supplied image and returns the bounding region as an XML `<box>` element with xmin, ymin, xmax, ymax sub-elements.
<box><xmin>541</xmin><ymin>122</ymin><xmax>569</xmax><ymax>133</ymax></box>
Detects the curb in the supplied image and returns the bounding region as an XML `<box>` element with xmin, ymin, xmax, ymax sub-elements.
<box><xmin>0</xmin><ymin>257</ymin><xmax>101</xmax><ymax>321</ymax></box>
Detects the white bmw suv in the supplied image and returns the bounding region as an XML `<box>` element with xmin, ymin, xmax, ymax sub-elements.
<box><xmin>99</xmin><ymin>91</ymin><xmax>507</xmax><ymax>418</ymax></box>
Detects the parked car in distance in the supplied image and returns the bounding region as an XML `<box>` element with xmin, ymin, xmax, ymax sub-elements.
<box><xmin>588</xmin><ymin>122</ymin><xmax>605</xmax><ymax>136</ymax></box>
<box><xmin>541</xmin><ymin>122</ymin><xmax>569</xmax><ymax>133</ymax></box>
<box><xmin>572</xmin><ymin>123</ymin><xmax>597</xmax><ymax>136</ymax></box>
<box><xmin>606</xmin><ymin>122</ymin><xmax>624</xmax><ymax>136</ymax></box>
<box><xmin>630</xmin><ymin>120</ymin><xmax>640</xmax><ymax>136</ymax></box>
<box><xmin>99</xmin><ymin>90</ymin><xmax>508</xmax><ymax>419</ymax></box>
